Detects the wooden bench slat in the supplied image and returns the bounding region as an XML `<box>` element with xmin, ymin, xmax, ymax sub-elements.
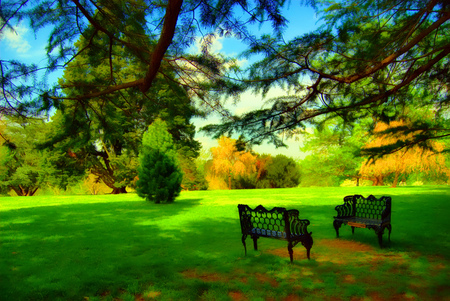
<box><xmin>347</xmin><ymin>222</ymin><xmax>366</xmax><ymax>228</ymax></box>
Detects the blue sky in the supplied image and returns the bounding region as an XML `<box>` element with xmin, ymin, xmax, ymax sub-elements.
<box><xmin>0</xmin><ymin>2</ymin><xmax>322</xmax><ymax>159</ymax></box>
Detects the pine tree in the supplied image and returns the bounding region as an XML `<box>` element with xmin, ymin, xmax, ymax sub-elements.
<box><xmin>137</xmin><ymin>119</ymin><xmax>182</xmax><ymax>203</ymax></box>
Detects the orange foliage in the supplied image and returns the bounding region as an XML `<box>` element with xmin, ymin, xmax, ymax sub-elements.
<box><xmin>210</xmin><ymin>136</ymin><xmax>256</xmax><ymax>189</ymax></box>
<box><xmin>360</xmin><ymin>121</ymin><xmax>447</xmax><ymax>187</ymax></box>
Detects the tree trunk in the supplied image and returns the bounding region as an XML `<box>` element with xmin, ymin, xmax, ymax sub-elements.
<box><xmin>111</xmin><ymin>186</ymin><xmax>127</xmax><ymax>194</ymax></box>
<box><xmin>391</xmin><ymin>171</ymin><xmax>400</xmax><ymax>188</ymax></box>
<box><xmin>10</xmin><ymin>185</ymin><xmax>39</xmax><ymax>196</ymax></box>
<box><xmin>11</xmin><ymin>186</ymin><xmax>23</xmax><ymax>196</ymax></box>
<box><xmin>372</xmin><ymin>176</ymin><xmax>384</xmax><ymax>186</ymax></box>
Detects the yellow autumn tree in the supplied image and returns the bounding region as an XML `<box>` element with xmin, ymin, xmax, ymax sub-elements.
<box><xmin>209</xmin><ymin>136</ymin><xmax>256</xmax><ymax>189</ymax></box>
<box><xmin>360</xmin><ymin>121</ymin><xmax>447</xmax><ymax>187</ymax></box>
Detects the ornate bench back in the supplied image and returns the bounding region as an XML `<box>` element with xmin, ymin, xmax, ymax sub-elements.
<box><xmin>353</xmin><ymin>195</ymin><xmax>391</xmax><ymax>221</ymax></box>
<box><xmin>238</xmin><ymin>204</ymin><xmax>290</xmax><ymax>238</ymax></box>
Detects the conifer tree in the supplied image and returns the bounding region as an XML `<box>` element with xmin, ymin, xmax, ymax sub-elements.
<box><xmin>137</xmin><ymin>119</ymin><xmax>182</xmax><ymax>203</ymax></box>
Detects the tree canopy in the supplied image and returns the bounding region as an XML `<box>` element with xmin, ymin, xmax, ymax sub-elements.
<box><xmin>0</xmin><ymin>0</ymin><xmax>285</xmax><ymax>116</ymax></box>
<box><xmin>360</xmin><ymin>120</ymin><xmax>448</xmax><ymax>187</ymax></box>
<box><xmin>298</xmin><ymin>118</ymin><xmax>367</xmax><ymax>186</ymax></box>
<box><xmin>0</xmin><ymin>117</ymin><xmax>85</xmax><ymax>195</ymax></box>
<box><xmin>1</xmin><ymin>0</ymin><xmax>449</xmax><ymax>155</ymax></box>
<box><xmin>209</xmin><ymin>136</ymin><xmax>256</xmax><ymax>189</ymax></box>
<box><xmin>36</xmin><ymin>12</ymin><xmax>201</xmax><ymax>194</ymax></box>
<box><xmin>202</xmin><ymin>0</ymin><xmax>450</xmax><ymax>153</ymax></box>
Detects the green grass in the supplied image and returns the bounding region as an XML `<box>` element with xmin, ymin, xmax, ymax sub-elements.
<box><xmin>1</xmin><ymin>186</ymin><xmax>449</xmax><ymax>300</ymax></box>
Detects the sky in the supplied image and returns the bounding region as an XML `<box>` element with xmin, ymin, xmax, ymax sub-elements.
<box><xmin>0</xmin><ymin>2</ymin><xmax>323</xmax><ymax>160</ymax></box>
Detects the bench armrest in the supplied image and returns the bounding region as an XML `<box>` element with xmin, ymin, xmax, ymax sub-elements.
<box><xmin>238</xmin><ymin>204</ymin><xmax>253</xmax><ymax>233</ymax></box>
<box><xmin>380</xmin><ymin>196</ymin><xmax>392</xmax><ymax>222</ymax></box>
<box><xmin>290</xmin><ymin>218</ymin><xmax>311</xmax><ymax>236</ymax></box>
<box><xmin>334</xmin><ymin>204</ymin><xmax>353</xmax><ymax>218</ymax></box>
<box><xmin>288</xmin><ymin>210</ymin><xmax>312</xmax><ymax>235</ymax></box>
<box><xmin>334</xmin><ymin>195</ymin><xmax>355</xmax><ymax>218</ymax></box>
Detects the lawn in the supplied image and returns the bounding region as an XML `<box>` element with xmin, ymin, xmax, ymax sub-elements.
<box><xmin>1</xmin><ymin>186</ymin><xmax>449</xmax><ymax>301</ymax></box>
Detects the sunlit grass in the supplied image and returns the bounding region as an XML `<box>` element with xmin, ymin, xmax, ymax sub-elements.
<box><xmin>1</xmin><ymin>186</ymin><xmax>449</xmax><ymax>300</ymax></box>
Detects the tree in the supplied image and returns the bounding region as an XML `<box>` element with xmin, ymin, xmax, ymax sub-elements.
<box><xmin>178</xmin><ymin>155</ymin><xmax>208</xmax><ymax>190</ymax></box>
<box><xmin>209</xmin><ymin>136</ymin><xmax>256</xmax><ymax>189</ymax></box>
<box><xmin>264</xmin><ymin>154</ymin><xmax>301</xmax><ymax>188</ymax></box>
<box><xmin>137</xmin><ymin>118</ymin><xmax>183</xmax><ymax>203</ymax></box>
<box><xmin>202</xmin><ymin>0</ymin><xmax>450</xmax><ymax>153</ymax></box>
<box><xmin>0</xmin><ymin>117</ymin><xmax>84</xmax><ymax>195</ymax></box>
<box><xmin>359</xmin><ymin>120</ymin><xmax>448</xmax><ymax>187</ymax></box>
<box><xmin>40</xmin><ymin>21</ymin><xmax>201</xmax><ymax>194</ymax></box>
<box><xmin>298</xmin><ymin>118</ymin><xmax>368</xmax><ymax>186</ymax></box>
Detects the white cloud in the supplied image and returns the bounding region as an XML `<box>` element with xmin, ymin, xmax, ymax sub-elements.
<box><xmin>193</xmin><ymin>34</ymin><xmax>224</xmax><ymax>54</ymax></box>
<box><xmin>0</xmin><ymin>23</ymin><xmax>31</xmax><ymax>53</ymax></box>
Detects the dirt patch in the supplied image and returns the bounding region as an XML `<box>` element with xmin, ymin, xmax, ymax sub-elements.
<box><xmin>265</xmin><ymin>239</ymin><xmax>376</xmax><ymax>264</ymax></box>
<box><xmin>318</xmin><ymin>239</ymin><xmax>375</xmax><ymax>252</ymax></box>
<box><xmin>266</xmin><ymin>248</ymin><xmax>291</xmax><ymax>258</ymax></box>
<box><xmin>228</xmin><ymin>291</ymin><xmax>247</xmax><ymax>301</ymax></box>
<box><xmin>314</xmin><ymin>239</ymin><xmax>375</xmax><ymax>264</ymax></box>
<box><xmin>181</xmin><ymin>269</ymin><xmax>223</xmax><ymax>282</ymax></box>
<box><xmin>283</xmin><ymin>294</ymin><xmax>303</xmax><ymax>301</ymax></box>
<box><xmin>343</xmin><ymin>274</ymin><xmax>356</xmax><ymax>283</ymax></box>
<box><xmin>255</xmin><ymin>272</ymin><xmax>279</xmax><ymax>287</ymax></box>
<box><xmin>135</xmin><ymin>294</ymin><xmax>145</xmax><ymax>301</ymax></box>
<box><xmin>143</xmin><ymin>291</ymin><xmax>161</xmax><ymax>300</ymax></box>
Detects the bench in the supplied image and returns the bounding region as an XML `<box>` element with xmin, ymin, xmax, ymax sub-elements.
<box><xmin>333</xmin><ymin>195</ymin><xmax>392</xmax><ymax>247</ymax></box>
<box><xmin>238</xmin><ymin>204</ymin><xmax>313</xmax><ymax>262</ymax></box>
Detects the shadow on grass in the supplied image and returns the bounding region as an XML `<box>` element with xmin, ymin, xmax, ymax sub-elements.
<box><xmin>0</xmin><ymin>198</ymin><xmax>207</xmax><ymax>300</ymax></box>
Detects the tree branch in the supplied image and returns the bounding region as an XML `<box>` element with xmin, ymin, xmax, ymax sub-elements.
<box><xmin>140</xmin><ymin>0</ymin><xmax>183</xmax><ymax>92</ymax></box>
<box><xmin>310</xmin><ymin>11</ymin><xmax>450</xmax><ymax>84</ymax></box>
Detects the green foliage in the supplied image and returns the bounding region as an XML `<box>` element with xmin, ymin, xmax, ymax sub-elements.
<box><xmin>137</xmin><ymin>119</ymin><xmax>182</xmax><ymax>203</ymax></box>
<box><xmin>0</xmin><ymin>117</ymin><xmax>84</xmax><ymax>196</ymax></box>
<box><xmin>1</xmin><ymin>0</ymin><xmax>286</xmax><ymax>117</ymax></box>
<box><xmin>299</xmin><ymin>118</ymin><xmax>367</xmax><ymax>186</ymax></box>
<box><xmin>137</xmin><ymin>149</ymin><xmax>182</xmax><ymax>203</ymax></box>
<box><xmin>178</xmin><ymin>155</ymin><xmax>208</xmax><ymax>190</ymax></box>
<box><xmin>264</xmin><ymin>154</ymin><xmax>301</xmax><ymax>188</ymax></box>
<box><xmin>42</xmin><ymin>17</ymin><xmax>201</xmax><ymax>194</ymax></box>
<box><xmin>202</xmin><ymin>0</ymin><xmax>449</xmax><ymax>153</ymax></box>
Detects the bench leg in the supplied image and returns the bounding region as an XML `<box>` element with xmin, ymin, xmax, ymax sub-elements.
<box><xmin>241</xmin><ymin>234</ymin><xmax>247</xmax><ymax>256</ymax></box>
<box><xmin>288</xmin><ymin>242</ymin><xmax>294</xmax><ymax>263</ymax></box>
<box><xmin>387</xmin><ymin>224</ymin><xmax>392</xmax><ymax>242</ymax></box>
<box><xmin>351</xmin><ymin>226</ymin><xmax>355</xmax><ymax>235</ymax></box>
<box><xmin>333</xmin><ymin>220</ymin><xmax>342</xmax><ymax>238</ymax></box>
<box><xmin>301</xmin><ymin>235</ymin><xmax>313</xmax><ymax>260</ymax></box>
<box><xmin>252</xmin><ymin>236</ymin><xmax>259</xmax><ymax>251</ymax></box>
<box><xmin>375</xmin><ymin>227</ymin><xmax>384</xmax><ymax>248</ymax></box>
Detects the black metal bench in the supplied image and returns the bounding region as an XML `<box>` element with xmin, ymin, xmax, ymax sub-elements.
<box><xmin>333</xmin><ymin>195</ymin><xmax>392</xmax><ymax>247</ymax></box>
<box><xmin>238</xmin><ymin>204</ymin><xmax>313</xmax><ymax>262</ymax></box>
